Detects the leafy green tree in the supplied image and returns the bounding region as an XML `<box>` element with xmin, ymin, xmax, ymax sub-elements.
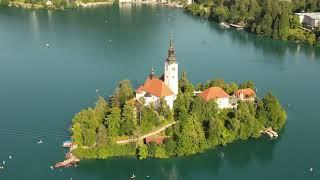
<box><xmin>120</xmin><ymin>101</ymin><xmax>137</xmax><ymax>136</ymax></box>
<box><xmin>213</xmin><ymin>6</ymin><xmax>229</xmax><ymax>22</ymax></box>
<box><xmin>154</xmin><ymin>146</ymin><xmax>168</xmax><ymax>159</ymax></box>
<box><xmin>94</xmin><ymin>96</ymin><xmax>109</xmax><ymax>123</ymax></box>
<box><xmin>239</xmin><ymin>80</ymin><xmax>255</xmax><ymax>89</ymax></box>
<box><xmin>259</xmin><ymin>92</ymin><xmax>287</xmax><ymax>130</ymax></box>
<box><xmin>71</xmin><ymin>122</ymin><xmax>83</xmax><ymax>146</ymax></box>
<box><xmin>140</xmin><ymin>105</ymin><xmax>158</xmax><ymax>133</ymax></box>
<box><xmin>106</xmin><ymin>107</ymin><xmax>121</xmax><ymax>137</ymax></box>
<box><xmin>164</xmin><ymin>138</ymin><xmax>176</xmax><ymax>156</ymax></box>
<box><xmin>138</xmin><ymin>144</ymin><xmax>148</xmax><ymax>160</ymax></box>
<box><xmin>176</xmin><ymin>115</ymin><xmax>207</xmax><ymax>156</ymax></box>
<box><xmin>96</xmin><ymin>124</ymin><xmax>108</xmax><ymax>147</ymax></box>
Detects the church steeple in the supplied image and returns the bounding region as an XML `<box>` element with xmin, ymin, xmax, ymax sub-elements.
<box><xmin>149</xmin><ymin>66</ymin><xmax>156</xmax><ymax>79</ymax></box>
<box><xmin>164</xmin><ymin>33</ymin><xmax>178</xmax><ymax>96</ymax></box>
<box><xmin>166</xmin><ymin>33</ymin><xmax>176</xmax><ymax>63</ymax></box>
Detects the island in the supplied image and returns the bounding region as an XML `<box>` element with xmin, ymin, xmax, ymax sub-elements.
<box><xmin>68</xmin><ymin>35</ymin><xmax>286</xmax><ymax>161</ymax></box>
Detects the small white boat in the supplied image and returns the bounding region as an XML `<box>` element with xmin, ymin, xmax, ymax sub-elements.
<box><xmin>63</xmin><ymin>141</ymin><xmax>73</xmax><ymax>148</ymax></box>
<box><xmin>0</xmin><ymin>166</ymin><xmax>4</xmax><ymax>170</ymax></box>
<box><xmin>9</xmin><ymin>156</ymin><xmax>12</xmax><ymax>159</ymax></box>
<box><xmin>46</xmin><ymin>43</ymin><xmax>50</xmax><ymax>47</ymax></box>
<box><xmin>2</xmin><ymin>161</ymin><xmax>5</xmax><ymax>165</ymax></box>
<box><xmin>130</xmin><ymin>174</ymin><xmax>136</xmax><ymax>179</ymax></box>
<box><xmin>50</xmin><ymin>166</ymin><xmax>54</xmax><ymax>170</ymax></box>
<box><xmin>37</xmin><ymin>140</ymin><xmax>43</xmax><ymax>144</ymax></box>
<box><xmin>310</xmin><ymin>167</ymin><xmax>313</xmax><ymax>172</ymax></box>
<box><xmin>96</xmin><ymin>89</ymin><xmax>100</xmax><ymax>92</ymax></box>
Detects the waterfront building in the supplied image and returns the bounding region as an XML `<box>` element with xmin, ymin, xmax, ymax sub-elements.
<box><xmin>199</xmin><ymin>87</ymin><xmax>235</xmax><ymax>109</ymax></box>
<box><xmin>135</xmin><ymin>35</ymin><xmax>178</xmax><ymax>109</ymax></box>
<box><xmin>234</xmin><ymin>88</ymin><xmax>256</xmax><ymax>102</ymax></box>
<box><xmin>295</xmin><ymin>12</ymin><xmax>320</xmax><ymax>28</ymax></box>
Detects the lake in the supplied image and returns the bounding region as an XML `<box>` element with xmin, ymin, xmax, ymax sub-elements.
<box><xmin>0</xmin><ymin>4</ymin><xmax>320</xmax><ymax>180</ymax></box>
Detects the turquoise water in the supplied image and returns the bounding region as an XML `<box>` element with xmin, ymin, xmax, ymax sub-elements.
<box><xmin>0</xmin><ymin>4</ymin><xmax>320</xmax><ymax>180</ymax></box>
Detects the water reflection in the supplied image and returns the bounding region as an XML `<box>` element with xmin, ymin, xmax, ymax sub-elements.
<box><xmin>207</xmin><ymin>21</ymin><xmax>320</xmax><ymax>60</ymax></box>
<box><xmin>75</xmin><ymin>137</ymin><xmax>278</xmax><ymax>179</ymax></box>
<box><xmin>29</xmin><ymin>11</ymin><xmax>40</xmax><ymax>41</ymax></box>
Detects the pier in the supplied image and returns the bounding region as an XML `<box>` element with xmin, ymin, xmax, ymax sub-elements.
<box><xmin>229</xmin><ymin>24</ymin><xmax>244</xmax><ymax>30</ymax></box>
<box><xmin>54</xmin><ymin>144</ymin><xmax>79</xmax><ymax>168</ymax></box>
<box><xmin>261</xmin><ymin>127</ymin><xmax>278</xmax><ymax>138</ymax></box>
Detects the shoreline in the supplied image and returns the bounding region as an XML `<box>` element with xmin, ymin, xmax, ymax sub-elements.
<box><xmin>1</xmin><ymin>1</ymin><xmax>185</xmax><ymax>10</ymax></box>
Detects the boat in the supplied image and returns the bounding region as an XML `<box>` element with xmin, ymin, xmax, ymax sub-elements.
<box><xmin>37</xmin><ymin>140</ymin><xmax>43</xmax><ymax>144</ymax></box>
<box><xmin>63</xmin><ymin>140</ymin><xmax>73</xmax><ymax>148</ymax></box>
<box><xmin>130</xmin><ymin>174</ymin><xmax>136</xmax><ymax>179</ymax></box>
<box><xmin>46</xmin><ymin>43</ymin><xmax>50</xmax><ymax>47</ymax></box>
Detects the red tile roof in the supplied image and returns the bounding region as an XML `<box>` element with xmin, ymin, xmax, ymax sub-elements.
<box><xmin>199</xmin><ymin>87</ymin><xmax>230</xmax><ymax>102</ymax></box>
<box><xmin>145</xmin><ymin>136</ymin><xmax>167</xmax><ymax>144</ymax></box>
<box><xmin>235</xmin><ymin>88</ymin><xmax>256</xmax><ymax>97</ymax></box>
<box><xmin>136</xmin><ymin>76</ymin><xmax>174</xmax><ymax>97</ymax></box>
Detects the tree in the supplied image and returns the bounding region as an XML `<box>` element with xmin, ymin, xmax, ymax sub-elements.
<box><xmin>71</xmin><ymin>123</ymin><xmax>83</xmax><ymax>146</ymax></box>
<box><xmin>164</xmin><ymin>138</ymin><xmax>176</xmax><ymax>156</ymax></box>
<box><xmin>154</xmin><ymin>146</ymin><xmax>168</xmax><ymax>159</ymax></box>
<box><xmin>94</xmin><ymin>96</ymin><xmax>109</xmax><ymax>124</ymax></box>
<box><xmin>239</xmin><ymin>80</ymin><xmax>255</xmax><ymax>90</ymax></box>
<box><xmin>259</xmin><ymin>92</ymin><xmax>287</xmax><ymax>130</ymax></box>
<box><xmin>213</xmin><ymin>6</ymin><xmax>229</xmax><ymax>22</ymax></box>
<box><xmin>117</xmin><ymin>80</ymin><xmax>134</xmax><ymax>106</ymax></box>
<box><xmin>176</xmin><ymin>115</ymin><xmax>207</xmax><ymax>156</ymax></box>
<box><xmin>106</xmin><ymin>107</ymin><xmax>121</xmax><ymax>137</ymax></box>
<box><xmin>120</xmin><ymin>101</ymin><xmax>137</xmax><ymax>136</ymax></box>
<box><xmin>96</xmin><ymin>125</ymin><xmax>108</xmax><ymax>147</ymax></box>
<box><xmin>138</xmin><ymin>144</ymin><xmax>148</xmax><ymax>160</ymax></box>
<box><xmin>110</xmin><ymin>79</ymin><xmax>134</xmax><ymax>107</ymax></box>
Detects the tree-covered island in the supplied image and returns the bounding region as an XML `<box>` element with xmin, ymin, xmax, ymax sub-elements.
<box><xmin>69</xmin><ymin>35</ymin><xmax>286</xmax><ymax>160</ymax></box>
<box><xmin>70</xmin><ymin>75</ymin><xmax>286</xmax><ymax>159</ymax></box>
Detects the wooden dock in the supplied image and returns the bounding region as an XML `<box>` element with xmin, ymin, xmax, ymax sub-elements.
<box><xmin>54</xmin><ymin>144</ymin><xmax>79</xmax><ymax>168</ymax></box>
<box><xmin>261</xmin><ymin>127</ymin><xmax>278</xmax><ymax>139</ymax></box>
<box><xmin>229</xmin><ymin>24</ymin><xmax>244</xmax><ymax>30</ymax></box>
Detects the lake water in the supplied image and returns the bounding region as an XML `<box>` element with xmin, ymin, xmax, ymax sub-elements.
<box><xmin>0</xmin><ymin>4</ymin><xmax>320</xmax><ymax>180</ymax></box>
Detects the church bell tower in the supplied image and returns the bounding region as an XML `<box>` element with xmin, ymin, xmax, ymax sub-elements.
<box><xmin>164</xmin><ymin>33</ymin><xmax>179</xmax><ymax>96</ymax></box>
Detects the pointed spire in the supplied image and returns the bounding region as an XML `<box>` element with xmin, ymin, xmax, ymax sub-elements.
<box><xmin>149</xmin><ymin>66</ymin><xmax>156</xmax><ymax>79</ymax></box>
<box><xmin>166</xmin><ymin>33</ymin><xmax>176</xmax><ymax>63</ymax></box>
<box><xmin>169</xmin><ymin>32</ymin><xmax>174</xmax><ymax>48</ymax></box>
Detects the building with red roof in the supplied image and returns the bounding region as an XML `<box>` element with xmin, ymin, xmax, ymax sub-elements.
<box><xmin>234</xmin><ymin>88</ymin><xmax>256</xmax><ymax>101</ymax></box>
<box><xmin>199</xmin><ymin>87</ymin><xmax>235</xmax><ymax>109</ymax></box>
<box><xmin>135</xmin><ymin>34</ymin><xmax>178</xmax><ymax>109</ymax></box>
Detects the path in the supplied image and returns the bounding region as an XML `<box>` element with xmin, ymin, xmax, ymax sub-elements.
<box><xmin>116</xmin><ymin>121</ymin><xmax>177</xmax><ymax>144</ymax></box>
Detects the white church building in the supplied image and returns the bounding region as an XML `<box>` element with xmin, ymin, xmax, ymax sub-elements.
<box><xmin>135</xmin><ymin>34</ymin><xmax>178</xmax><ymax>109</ymax></box>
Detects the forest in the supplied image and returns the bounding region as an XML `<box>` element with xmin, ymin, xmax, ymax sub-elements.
<box><xmin>186</xmin><ymin>0</ymin><xmax>320</xmax><ymax>46</ymax></box>
<box><xmin>71</xmin><ymin>72</ymin><xmax>287</xmax><ymax>159</ymax></box>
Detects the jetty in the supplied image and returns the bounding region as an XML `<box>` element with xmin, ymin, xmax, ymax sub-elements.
<box><xmin>229</xmin><ymin>24</ymin><xmax>244</xmax><ymax>30</ymax></box>
<box><xmin>219</xmin><ymin>22</ymin><xmax>230</xmax><ymax>29</ymax></box>
<box><xmin>54</xmin><ymin>153</ymin><xmax>79</xmax><ymax>168</ymax></box>
<box><xmin>261</xmin><ymin>127</ymin><xmax>278</xmax><ymax>138</ymax></box>
<box><xmin>54</xmin><ymin>144</ymin><xmax>79</xmax><ymax>168</ymax></box>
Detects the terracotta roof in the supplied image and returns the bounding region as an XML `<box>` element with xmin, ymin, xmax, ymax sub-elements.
<box><xmin>145</xmin><ymin>136</ymin><xmax>167</xmax><ymax>145</ymax></box>
<box><xmin>136</xmin><ymin>76</ymin><xmax>174</xmax><ymax>97</ymax></box>
<box><xmin>199</xmin><ymin>87</ymin><xmax>230</xmax><ymax>101</ymax></box>
<box><xmin>235</xmin><ymin>88</ymin><xmax>256</xmax><ymax>97</ymax></box>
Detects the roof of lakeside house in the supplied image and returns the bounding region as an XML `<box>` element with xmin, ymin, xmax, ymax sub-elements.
<box><xmin>199</xmin><ymin>87</ymin><xmax>230</xmax><ymax>102</ymax></box>
<box><xmin>235</xmin><ymin>88</ymin><xmax>256</xmax><ymax>97</ymax></box>
<box><xmin>136</xmin><ymin>76</ymin><xmax>174</xmax><ymax>97</ymax></box>
<box><xmin>295</xmin><ymin>12</ymin><xmax>320</xmax><ymax>20</ymax></box>
<box><xmin>145</xmin><ymin>136</ymin><xmax>167</xmax><ymax>144</ymax></box>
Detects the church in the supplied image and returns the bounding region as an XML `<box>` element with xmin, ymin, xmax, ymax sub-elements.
<box><xmin>135</xmin><ymin>34</ymin><xmax>178</xmax><ymax>109</ymax></box>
